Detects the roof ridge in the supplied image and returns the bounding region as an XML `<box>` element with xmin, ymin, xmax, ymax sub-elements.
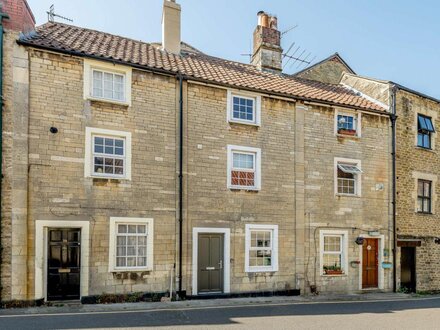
<box><xmin>20</xmin><ymin>22</ymin><xmax>387</xmax><ymax>112</ymax></box>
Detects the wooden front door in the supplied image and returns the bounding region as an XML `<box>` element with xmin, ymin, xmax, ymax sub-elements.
<box><xmin>362</xmin><ymin>238</ymin><xmax>379</xmax><ymax>289</ymax></box>
<box><xmin>47</xmin><ymin>228</ymin><xmax>81</xmax><ymax>300</ymax></box>
<box><xmin>198</xmin><ymin>234</ymin><xmax>224</xmax><ymax>294</ymax></box>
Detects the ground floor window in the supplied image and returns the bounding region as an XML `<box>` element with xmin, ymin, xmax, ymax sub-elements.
<box><xmin>320</xmin><ymin>230</ymin><xmax>348</xmax><ymax>275</ymax></box>
<box><xmin>245</xmin><ymin>224</ymin><xmax>278</xmax><ymax>272</ymax></box>
<box><xmin>108</xmin><ymin>217</ymin><xmax>154</xmax><ymax>272</ymax></box>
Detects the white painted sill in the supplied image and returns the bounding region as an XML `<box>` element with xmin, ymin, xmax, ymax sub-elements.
<box><xmin>87</xmin><ymin>175</ymin><xmax>131</xmax><ymax>181</ymax></box>
<box><xmin>229</xmin><ymin>185</ymin><xmax>260</xmax><ymax>192</ymax></box>
<box><xmin>335</xmin><ymin>193</ymin><xmax>361</xmax><ymax>198</ymax></box>
<box><xmin>336</xmin><ymin>133</ymin><xmax>360</xmax><ymax>139</ymax></box>
<box><xmin>86</xmin><ymin>96</ymin><xmax>130</xmax><ymax>107</ymax></box>
<box><xmin>228</xmin><ymin>119</ymin><xmax>260</xmax><ymax>127</ymax></box>
<box><xmin>246</xmin><ymin>268</ymin><xmax>277</xmax><ymax>273</ymax></box>
<box><xmin>321</xmin><ymin>273</ymin><xmax>347</xmax><ymax>277</ymax></box>
<box><xmin>110</xmin><ymin>268</ymin><xmax>152</xmax><ymax>273</ymax></box>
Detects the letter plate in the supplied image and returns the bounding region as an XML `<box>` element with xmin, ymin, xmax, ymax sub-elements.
<box><xmin>206</xmin><ymin>267</ymin><xmax>215</xmax><ymax>270</ymax></box>
<box><xmin>59</xmin><ymin>268</ymin><xmax>71</xmax><ymax>273</ymax></box>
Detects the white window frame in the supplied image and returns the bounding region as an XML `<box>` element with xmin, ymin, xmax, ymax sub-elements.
<box><xmin>319</xmin><ymin>230</ymin><xmax>348</xmax><ymax>276</ymax></box>
<box><xmin>334</xmin><ymin>109</ymin><xmax>361</xmax><ymax>137</ymax></box>
<box><xmin>85</xmin><ymin>127</ymin><xmax>132</xmax><ymax>180</ymax></box>
<box><xmin>83</xmin><ymin>59</ymin><xmax>132</xmax><ymax>106</ymax></box>
<box><xmin>245</xmin><ymin>224</ymin><xmax>278</xmax><ymax>273</ymax></box>
<box><xmin>108</xmin><ymin>217</ymin><xmax>154</xmax><ymax>272</ymax></box>
<box><xmin>227</xmin><ymin>90</ymin><xmax>261</xmax><ymax>126</ymax></box>
<box><xmin>334</xmin><ymin>157</ymin><xmax>362</xmax><ymax>196</ymax></box>
<box><xmin>227</xmin><ymin>145</ymin><xmax>261</xmax><ymax>191</ymax></box>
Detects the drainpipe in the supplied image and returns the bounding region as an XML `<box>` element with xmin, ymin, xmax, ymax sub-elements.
<box><xmin>390</xmin><ymin>85</ymin><xmax>398</xmax><ymax>292</ymax></box>
<box><xmin>177</xmin><ymin>73</ymin><xmax>184</xmax><ymax>298</ymax></box>
<box><xmin>0</xmin><ymin>7</ymin><xmax>9</xmax><ymax>303</ymax></box>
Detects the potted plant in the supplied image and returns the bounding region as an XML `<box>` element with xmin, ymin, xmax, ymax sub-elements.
<box><xmin>324</xmin><ymin>265</ymin><xmax>344</xmax><ymax>275</ymax></box>
<box><xmin>338</xmin><ymin>128</ymin><xmax>357</xmax><ymax>136</ymax></box>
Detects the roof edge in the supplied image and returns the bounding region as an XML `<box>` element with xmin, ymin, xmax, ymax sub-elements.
<box><xmin>17</xmin><ymin>39</ymin><xmax>387</xmax><ymax>115</ymax></box>
<box><xmin>294</xmin><ymin>52</ymin><xmax>356</xmax><ymax>76</ymax></box>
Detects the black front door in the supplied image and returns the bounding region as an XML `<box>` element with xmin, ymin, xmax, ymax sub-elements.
<box><xmin>198</xmin><ymin>234</ymin><xmax>224</xmax><ymax>294</ymax></box>
<box><xmin>47</xmin><ymin>228</ymin><xmax>81</xmax><ymax>300</ymax></box>
<box><xmin>401</xmin><ymin>247</ymin><xmax>416</xmax><ymax>293</ymax></box>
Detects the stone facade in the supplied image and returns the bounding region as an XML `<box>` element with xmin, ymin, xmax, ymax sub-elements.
<box><xmin>296</xmin><ymin>54</ymin><xmax>354</xmax><ymax>85</ymax></box>
<box><xmin>0</xmin><ymin>39</ymin><xmax>393</xmax><ymax>300</ymax></box>
<box><xmin>341</xmin><ymin>73</ymin><xmax>440</xmax><ymax>292</ymax></box>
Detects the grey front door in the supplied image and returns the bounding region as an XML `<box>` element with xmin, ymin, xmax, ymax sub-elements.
<box><xmin>198</xmin><ymin>234</ymin><xmax>224</xmax><ymax>293</ymax></box>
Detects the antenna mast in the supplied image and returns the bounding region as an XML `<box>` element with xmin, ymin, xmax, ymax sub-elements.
<box><xmin>47</xmin><ymin>4</ymin><xmax>73</xmax><ymax>23</ymax></box>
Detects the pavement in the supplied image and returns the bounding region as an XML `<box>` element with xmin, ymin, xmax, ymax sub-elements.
<box><xmin>0</xmin><ymin>293</ymin><xmax>440</xmax><ymax>329</ymax></box>
<box><xmin>0</xmin><ymin>291</ymin><xmax>431</xmax><ymax>315</ymax></box>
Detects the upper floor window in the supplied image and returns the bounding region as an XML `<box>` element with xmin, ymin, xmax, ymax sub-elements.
<box><xmin>84</xmin><ymin>127</ymin><xmax>132</xmax><ymax>180</ymax></box>
<box><xmin>417</xmin><ymin>179</ymin><xmax>432</xmax><ymax>213</ymax></box>
<box><xmin>84</xmin><ymin>59</ymin><xmax>132</xmax><ymax>106</ymax></box>
<box><xmin>92</xmin><ymin>70</ymin><xmax>125</xmax><ymax>102</ymax></box>
<box><xmin>227</xmin><ymin>145</ymin><xmax>261</xmax><ymax>190</ymax></box>
<box><xmin>335</xmin><ymin>159</ymin><xmax>362</xmax><ymax>196</ymax></box>
<box><xmin>335</xmin><ymin>111</ymin><xmax>361</xmax><ymax>137</ymax></box>
<box><xmin>227</xmin><ymin>91</ymin><xmax>261</xmax><ymax>126</ymax></box>
<box><xmin>417</xmin><ymin>114</ymin><xmax>435</xmax><ymax>149</ymax></box>
<box><xmin>92</xmin><ymin>136</ymin><xmax>125</xmax><ymax>177</ymax></box>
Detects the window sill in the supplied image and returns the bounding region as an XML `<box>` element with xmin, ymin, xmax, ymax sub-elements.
<box><xmin>246</xmin><ymin>268</ymin><xmax>277</xmax><ymax>273</ymax></box>
<box><xmin>335</xmin><ymin>193</ymin><xmax>361</xmax><ymax>198</ymax></box>
<box><xmin>229</xmin><ymin>186</ymin><xmax>260</xmax><ymax>192</ymax></box>
<box><xmin>110</xmin><ymin>268</ymin><xmax>152</xmax><ymax>273</ymax></box>
<box><xmin>88</xmin><ymin>175</ymin><xmax>130</xmax><ymax>181</ymax></box>
<box><xmin>321</xmin><ymin>273</ymin><xmax>347</xmax><ymax>277</ymax></box>
<box><xmin>415</xmin><ymin>146</ymin><xmax>436</xmax><ymax>153</ymax></box>
<box><xmin>86</xmin><ymin>96</ymin><xmax>130</xmax><ymax>107</ymax></box>
<box><xmin>228</xmin><ymin>120</ymin><xmax>260</xmax><ymax>127</ymax></box>
<box><xmin>336</xmin><ymin>133</ymin><xmax>360</xmax><ymax>139</ymax></box>
<box><xmin>416</xmin><ymin>211</ymin><xmax>434</xmax><ymax>215</ymax></box>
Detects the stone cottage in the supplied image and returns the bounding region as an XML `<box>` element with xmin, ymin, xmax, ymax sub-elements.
<box><xmin>0</xmin><ymin>0</ymin><xmax>393</xmax><ymax>302</ymax></box>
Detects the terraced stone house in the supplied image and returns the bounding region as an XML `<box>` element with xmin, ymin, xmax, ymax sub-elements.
<box><xmin>0</xmin><ymin>0</ymin><xmax>393</xmax><ymax>302</ymax></box>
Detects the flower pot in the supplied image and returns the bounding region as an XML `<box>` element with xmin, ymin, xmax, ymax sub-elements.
<box><xmin>338</xmin><ymin>129</ymin><xmax>356</xmax><ymax>136</ymax></box>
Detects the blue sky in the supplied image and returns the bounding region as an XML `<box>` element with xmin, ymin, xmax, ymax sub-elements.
<box><xmin>27</xmin><ymin>0</ymin><xmax>440</xmax><ymax>99</ymax></box>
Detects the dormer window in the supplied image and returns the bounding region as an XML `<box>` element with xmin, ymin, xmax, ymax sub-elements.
<box><xmin>227</xmin><ymin>91</ymin><xmax>261</xmax><ymax>126</ymax></box>
<box><xmin>417</xmin><ymin>114</ymin><xmax>435</xmax><ymax>149</ymax></box>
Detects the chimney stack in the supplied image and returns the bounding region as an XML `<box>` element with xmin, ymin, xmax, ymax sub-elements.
<box><xmin>251</xmin><ymin>11</ymin><xmax>283</xmax><ymax>73</ymax></box>
<box><xmin>162</xmin><ymin>0</ymin><xmax>181</xmax><ymax>54</ymax></box>
<box><xmin>0</xmin><ymin>0</ymin><xmax>35</xmax><ymax>33</ymax></box>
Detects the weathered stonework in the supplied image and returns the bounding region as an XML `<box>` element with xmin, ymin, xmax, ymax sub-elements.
<box><xmin>296</xmin><ymin>55</ymin><xmax>354</xmax><ymax>85</ymax></box>
<box><xmin>342</xmin><ymin>73</ymin><xmax>440</xmax><ymax>292</ymax></box>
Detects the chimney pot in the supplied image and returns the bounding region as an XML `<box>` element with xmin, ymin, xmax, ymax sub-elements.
<box><xmin>251</xmin><ymin>11</ymin><xmax>283</xmax><ymax>73</ymax></box>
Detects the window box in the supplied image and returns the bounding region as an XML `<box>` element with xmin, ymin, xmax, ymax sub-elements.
<box><xmin>84</xmin><ymin>127</ymin><xmax>132</xmax><ymax>180</ymax></box>
<box><xmin>84</xmin><ymin>59</ymin><xmax>132</xmax><ymax>106</ymax></box>
<box><xmin>324</xmin><ymin>267</ymin><xmax>344</xmax><ymax>275</ymax></box>
<box><xmin>227</xmin><ymin>91</ymin><xmax>261</xmax><ymax>126</ymax></box>
<box><xmin>338</xmin><ymin>128</ymin><xmax>357</xmax><ymax>136</ymax></box>
<box><xmin>227</xmin><ymin>145</ymin><xmax>261</xmax><ymax>190</ymax></box>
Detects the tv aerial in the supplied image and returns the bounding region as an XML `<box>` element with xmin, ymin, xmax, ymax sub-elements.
<box><xmin>47</xmin><ymin>4</ymin><xmax>73</xmax><ymax>23</ymax></box>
